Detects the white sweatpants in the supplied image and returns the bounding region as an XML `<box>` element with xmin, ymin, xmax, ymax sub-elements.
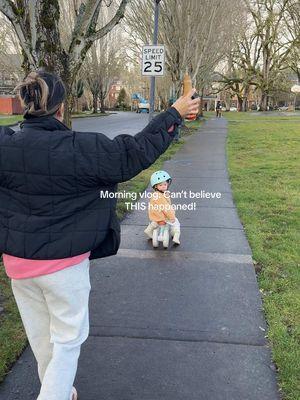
<box><xmin>11</xmin><ymin>258</ymin><xmax>91</xmax><ymax>400</ymax></box>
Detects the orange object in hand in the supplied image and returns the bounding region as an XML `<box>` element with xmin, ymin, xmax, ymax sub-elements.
<box><xmin>183</xmin><ymin>73</ymin><xmax>197</xmax><ymax>121</ymax></box>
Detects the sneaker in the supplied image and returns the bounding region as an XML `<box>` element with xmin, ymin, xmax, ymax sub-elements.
<box><xmin>70</xmin><ymin>387</ymin><xmax>78</xmax><ymax>400</ymax></box>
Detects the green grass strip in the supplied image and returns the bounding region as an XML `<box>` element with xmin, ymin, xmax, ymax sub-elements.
<box><xmin>226</xmin><ymin>113</ymin><xmax>300</xmax><ymax>399</ymax></box>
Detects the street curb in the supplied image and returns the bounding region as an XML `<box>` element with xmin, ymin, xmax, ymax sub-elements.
<box><xmin>72</xmin><ymin>112</ymin><xmax>115</xmax><ymax>119</ymax></box>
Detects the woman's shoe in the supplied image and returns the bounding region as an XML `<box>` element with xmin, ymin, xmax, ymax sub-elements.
<box><xmin>70</xmin><ymin>386</ymin><xmax>78</xmax><ymax>400</ymax></box>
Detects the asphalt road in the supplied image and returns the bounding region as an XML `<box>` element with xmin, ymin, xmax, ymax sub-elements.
<box><xmin>10</xmin><ymin>111</ymin><xmax>151</xmax><ymax>138</ymax></box>
<box><xmin>72</xmin><ymin>112</ymin><xmax>151</xmax><ymax>138</ymax></box>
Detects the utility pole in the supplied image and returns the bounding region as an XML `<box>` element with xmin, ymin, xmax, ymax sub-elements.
<box><xmin>149</xmin><ymin>0</ymin><xmax>161</xmax><ymax>121</ymax></box>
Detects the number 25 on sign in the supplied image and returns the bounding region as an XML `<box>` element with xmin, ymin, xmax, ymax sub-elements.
<box><xmin>142</xmin><ymin>45</ymin><xmax>165</xmax><ymax>76</ymax></box>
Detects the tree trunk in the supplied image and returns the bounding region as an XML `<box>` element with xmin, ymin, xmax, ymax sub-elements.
<box><xmin>92</xmin><ymin>94</ymin><xmax>98</xmax><ymax>114</ymax></box>
<box><xmin>60</xmin><ymin>67</ymin><xmax>77</xmax><ymax>127</ymax></box>
<box><xmin>237</xmin><ymin>96</ymin><xmax>243</xmax><ymax>112</ymax></box>
<box><xmin>99</xmin><ymin>96</ymin><xmax>106</xmax><ymax>114</ymax></box>
<box><xmin>198</xmin><ymin>89</ymin><xmax>204</xmax><ymax>117</ymax></box>
<box><xmin>260</xmin><ymin>92</ymin><xmax>268</xmax><ymax>111</ymax></box>
<box><xmin>174</xmin><ymin>79</ymin><xmax>182</xmax><ymax>98</ymax></box>
<box><xmin>64</xmin><ymin>86</ymin><xmax>75</xmax><ymax>129</ymax></box>
<box><xmin>225</xmin><ymin>92</ymin><xmax>231</xmax><ymax>111</ymax></box>
<box><xmin>241</xmin><ymin>98</ymin><xmax>248</xmax><ymax>112</ymax></box>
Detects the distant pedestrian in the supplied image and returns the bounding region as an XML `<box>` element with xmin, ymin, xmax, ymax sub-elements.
<box><xmin>0</xmin><ymin>69</ymin><xmax>200</xmax><ymax>400</ymax></box>
<box><xmin>216</xmin><ymin>100</ymin><xmax>222</xmax><ymax>118</ymax></box>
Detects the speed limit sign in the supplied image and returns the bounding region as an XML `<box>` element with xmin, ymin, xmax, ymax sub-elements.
<box><xmin>142</xmin><ymin>45</ymin><xmax>165</xmax><ymax>76</ymax></box>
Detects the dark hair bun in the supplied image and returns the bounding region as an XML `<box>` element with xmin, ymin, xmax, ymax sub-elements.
<box><xmin>14</xmin><ymin>69</ymin><xmax>66</xmax><ymax>118</ymax></box>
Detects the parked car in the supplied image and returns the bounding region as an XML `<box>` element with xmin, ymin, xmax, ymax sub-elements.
<box><xmin>278</xmin><ymin>106</ymin><xmax>288</xmax><ymax>111</ymax></box>
<box><xmin>137</xmin><ymin>102</ymin><xmax>150</xmax><ymax>113</ymax></box>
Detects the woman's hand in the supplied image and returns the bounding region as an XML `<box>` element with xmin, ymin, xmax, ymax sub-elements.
<box><xmin>171</xmin><ymin>88</ymin><xmax>200</xmax><ymax>118</ymax></box>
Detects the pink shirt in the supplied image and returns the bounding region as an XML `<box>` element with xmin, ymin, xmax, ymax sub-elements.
<box><xmin>2</xmin><ymin>252</ymin><xmax>91</xmax><ymax>279</ymax></box>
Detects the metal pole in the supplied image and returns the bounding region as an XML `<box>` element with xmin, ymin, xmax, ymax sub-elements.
<box><xmin>149</xmin><ymin>0</ymin><xmax>161</xmax><ymax>121</ymax></box>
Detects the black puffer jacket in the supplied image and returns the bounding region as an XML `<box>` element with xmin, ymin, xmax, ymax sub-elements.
<box><xmin>0</xmin><ymin>107</ymin><xmax>182</xmax><ymax>260</ymax></box>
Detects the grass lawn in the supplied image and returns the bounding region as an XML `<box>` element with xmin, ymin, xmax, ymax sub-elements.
<box><xmin>0</xmin><ymin>115</ymin><xmax>23</xmax><ymax>126</ymax></box>
<box><xmin>0</xmin><ymin>117</ymin><xmax>203</xmax><ymax>383</ymax></box>
<box><xmin>0</xmin><ymin>112</ymin><xmax>110</xmax><ymax>126</ymax></box>
<box><xmin>224</xmin><ymin>111</ymin><xmax>300</xmax><ymax>399</ymax></box>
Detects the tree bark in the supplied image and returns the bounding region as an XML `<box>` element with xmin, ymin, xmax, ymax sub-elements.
<box><xmin>237</xmin><ymin>96</ymin><xmax>243</xmax><ymax>112</ymax></box>
<box><xmin>225</xmin><ymin>91</ymin><xmax>231</xmax><ymax>111</ymax></box>
<box><xmin>198</xmin><ymin>88</ymin><xmax>204</xmax><ymax>117</ymax></box>
<box><xmin>64</xmin><ymin>87</ymin><xmax>75</xmax><ymax>128</ymax></box>
<box><xmin>99</xmin><ymin>96</ymin><xmax>106</xmax><ymax>113</ymax></box>
<box><xmin>92</xmin><ymin>94</ymin><xmax>98</xmax><ymax>114</ymax></box>
<box><xmin>241</xmin><ymin>97</ymin><xmax>248</xmax><ymax>112</ymax></box>
<box><xmin>259</xmin><ymin>92</ymin><xmax>268</xmax><ymax>111</ymax></box>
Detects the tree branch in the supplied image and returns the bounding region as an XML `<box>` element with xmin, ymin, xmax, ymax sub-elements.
<box><xmin>28</xmin><ymin>0</ymin><xmax>37</xmax><ymax>52</ymax></box>
<box><xmin>87</xmin><ymin>0</ymin><xmax>128</xmax><ymax>41</ymax></box>
<box><xmin>0</xmin><ymin>0</ymin><xmax>16</xmax><ymax>20</ymax></box>
<box><xmin>0</xmin><ymin>0</ymin><xmax>37</xmax><ymax>67</ymax></box>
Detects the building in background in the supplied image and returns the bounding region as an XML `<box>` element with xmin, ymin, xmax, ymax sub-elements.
<box><xmin>107</xmin><ymin>79</ymin><xmax>122</xmax><ymax>108</ymax></box>
<box><xmin>0</xmin><ymin>54</ymin><xmax>23</xmax><ymax>114</ymax></box>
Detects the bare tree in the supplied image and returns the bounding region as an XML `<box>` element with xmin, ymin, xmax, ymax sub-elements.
<box><xmin>244</xmin><ymin>0</ymin><xmax>298</xmax><ymax>110</ymax></box>
<box><xmin>284</xmin><ymin>0</ymin><xmax>300</xmax><ymax>83</ymax></box>
<box><xmin>217</xmin><ymin>0</ymin><xmax>299</xmax><ymax>111</ymax></box>
<box><xmin>0</xmin><ymin>14</ymin><xmax>23</xmax><ymax>81</ymax></box>
<box><xmin>84</xmin><ymin>38</ymin><xmax>122</xmax><ymax>113</ymax></box>
<box><xmin>125</xmin><ymin>0</ymin><xmax>242</xmax><ymax>98</ymax></box>
<box><xmin>82</xmin><ymin>3</ymin><xmax>123</xmax><ymax>114</ymax></box>
<box><xmin>217</xmin><ymin>9</ymin><xmax>262</xmax><ymax>111</ymax></box>
<box><xmin>0</xmin><ymin>0</ymin><xmax>129</xmax><ymax>127</ymax></box>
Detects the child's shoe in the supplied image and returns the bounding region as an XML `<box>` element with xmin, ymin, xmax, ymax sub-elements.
<box><xmin>144</xmin><ymin>221</ymin><xmax>158</xmax><ymax>239</ymax></box>
<box><xmin>172</xmin><ymin>230</ymin><xmax>180</xmax><ymax>245</ymax></box>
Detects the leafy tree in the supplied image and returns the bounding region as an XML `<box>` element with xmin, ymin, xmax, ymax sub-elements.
<box><xmin>117</xmin><ymin>88</ymin><xmax>128</xmax><ymax>109</ymax></box>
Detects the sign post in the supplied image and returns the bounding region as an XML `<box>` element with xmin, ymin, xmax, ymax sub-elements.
<box><xmin>144</xmin><ymin>0</ymin><xmax>163</xmax><ymax>121</ymax></box>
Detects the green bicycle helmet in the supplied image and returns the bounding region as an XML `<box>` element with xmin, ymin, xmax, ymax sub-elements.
<box><xmin>150</xmin><ymin>170</ymin><xmax>172</xmax><ymax>188</ymax></box>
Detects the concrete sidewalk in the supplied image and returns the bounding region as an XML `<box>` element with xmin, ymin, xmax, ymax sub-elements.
<box><xmin>0</xmin><ymin>117</ymin><xmax>280</xmax><ymax>400</ymax></box>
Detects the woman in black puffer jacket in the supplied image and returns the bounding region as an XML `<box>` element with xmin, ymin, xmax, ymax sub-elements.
<box><xmin>0</xmin><ymin>69</ymin><xmax>199</xmax><ymax>400</ymax></box>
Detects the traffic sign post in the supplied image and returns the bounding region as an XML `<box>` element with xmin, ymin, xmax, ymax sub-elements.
<box><xmin>142</xmin><ymin>45</ymin><xmax>165</xmax><ymax>76</ymax></box>
<box><xmin>147</xmin><ymin>0</ymin><xmax>163</xmax><ymax>121</ymax></box>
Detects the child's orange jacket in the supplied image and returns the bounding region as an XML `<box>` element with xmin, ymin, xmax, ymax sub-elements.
<box><xmin>148</xmin><ymin>191</ymin><xmax>176</xmax><ymax>222</ymax></box>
